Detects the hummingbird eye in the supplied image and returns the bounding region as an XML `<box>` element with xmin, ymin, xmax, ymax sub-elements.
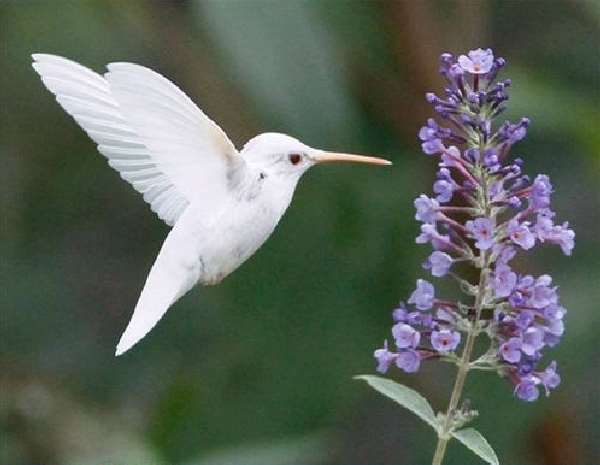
<box><xmin>289</xmin><ymin>153</ymin><xmax>302</xmax><ymax>165</ymax></box>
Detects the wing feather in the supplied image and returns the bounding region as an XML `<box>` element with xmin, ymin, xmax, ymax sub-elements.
<box><xmin>32</xmin><ymin>53</ymin><xmax>244</xmax><ymax>226</ymax></box>
<box><xmin>104</xmin><ymin>63</ymin><xmax>243</xmax><ymax>198</ymax></box>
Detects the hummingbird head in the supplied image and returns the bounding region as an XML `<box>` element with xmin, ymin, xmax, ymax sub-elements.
<box><xmin>241</xmin><ymin>132</ymin><xmax>392</xmax><ymax>182</ymax></box>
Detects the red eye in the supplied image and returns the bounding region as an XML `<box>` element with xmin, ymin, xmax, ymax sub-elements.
<box><xmin>289</xmin><ymin>153</ymin><xmax>302</xmax><ymax>165</ymax></box>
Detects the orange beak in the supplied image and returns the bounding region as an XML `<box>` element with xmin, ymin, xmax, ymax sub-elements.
<box><xmin>312</xmin><ymin>152</ymin><xmax>392</xmax><ymax>166</ymax></box>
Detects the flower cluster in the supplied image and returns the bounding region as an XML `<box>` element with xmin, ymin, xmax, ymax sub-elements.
<box><xmin>375</xmin><ymin>48</ymin><xmax>574</xmax><ymax>402</ymax></box>
<box><xmin>374</xmin><ymin>279</ymin><xmax>461</xmax><ymax>374</ymax></box>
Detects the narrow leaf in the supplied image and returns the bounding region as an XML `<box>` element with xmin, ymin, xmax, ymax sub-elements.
<box><xmin>452</xmin><ymin>427</ymin><xmax>499</xmax><ymax>465</ymax></box>
<box><xmin>355</xmin><ymin>375</ymin><xmax>437</xmax><ymax>429</ymax></box>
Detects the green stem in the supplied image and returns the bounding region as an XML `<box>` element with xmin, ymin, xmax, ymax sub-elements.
<box><xmin>431</xmin><ymin>259</ymin><xmax>488</xmax><ymax>465</ymax></box>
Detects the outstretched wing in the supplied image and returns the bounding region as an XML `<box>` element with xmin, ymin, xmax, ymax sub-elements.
<box><xmin>32</xmin><ymin>54</ymin><xmax>245</xmax><ymax>226</ymax></box>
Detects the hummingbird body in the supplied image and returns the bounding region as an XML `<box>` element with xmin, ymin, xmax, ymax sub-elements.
<box><xmin>32</xmin><ymin>54</ymin><xmax>391</xmax><ymax>355</ymax></box>
<box><xmin>174</xmin><ymin>165</ymin><xmax>295</xmax><ymax>288</ymax></box>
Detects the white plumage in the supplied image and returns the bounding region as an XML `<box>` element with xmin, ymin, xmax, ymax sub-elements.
<box><xmin>32</xmin><ymin>54</ymin><xmax>391</xmax><ymax>356</ymax></box>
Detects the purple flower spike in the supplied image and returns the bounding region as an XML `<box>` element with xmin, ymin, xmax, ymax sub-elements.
<box><xmin>424</xmin><ymin>251</ymin><xmax>453</xmax><ymax>277</ymax></box>
<box><xmin>373</xmin><ymin>49</ymin><xmax>573</xmax><ymax>405</ymax></box>
<box><xmin>466</xmin><ymin>217</ymin><xmax>495</xmax><ymax>250</ymax></box>
<box><xmin>392</xmin><ymin>323</ymin><xmax>421</xmax><ymax>349</ymax></box>
<box><xmin>431</xmin><ymin>330</ymin><xmax>461</xmax><ymax>353</ymax></box>
<box><xmin>458</xmin><ymin>48</ymin><xmax>494</xmax><ymax>74</ymax></box>
<box><xmin>408</xmin><ymin>279</ymin><xmax>435</xmax><ymax>310</ymax></box>
<box><xmin>396</xmin><ymin>349</ymin><xmax>421</xmax><ymax>373</ymax></box>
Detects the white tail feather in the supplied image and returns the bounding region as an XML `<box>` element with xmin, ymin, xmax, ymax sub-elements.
<box><xmin>115</xmin><ymin>225</ymin><xmax>199</xmax><ymax>356</ymax></box>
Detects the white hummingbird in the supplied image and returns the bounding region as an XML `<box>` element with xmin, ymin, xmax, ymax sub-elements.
<box><xmin>32</xmin><ymin>54</ymin><xmax>392</xmax><ymax>356</ymax></box>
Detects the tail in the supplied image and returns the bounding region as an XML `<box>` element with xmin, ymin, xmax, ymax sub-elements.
<box><xmin>115</xmin><ymin>226</ymin><xmax>200</xmax><ymax>356</ymax></box>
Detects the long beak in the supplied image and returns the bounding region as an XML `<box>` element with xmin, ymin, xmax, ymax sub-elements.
<box><xmin>312</xmin><ymin>152</ymin><xmax>392</xmax><ymax>166</ymax></box>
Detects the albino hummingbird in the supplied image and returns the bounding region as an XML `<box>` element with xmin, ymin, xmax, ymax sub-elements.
<box><xmin>32</xmin><ymin>54</ymin><xmax>391</xmax><ymax>356</ymax></box>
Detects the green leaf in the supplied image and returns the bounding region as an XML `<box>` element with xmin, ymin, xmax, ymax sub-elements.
<box><xmin>451</xmin><ymin>427</ymin><xmax>499</xmax><ymax>465</ymax></box>
<box><xmin>355</xmin><ymin>375</ymin><xmax>437</xmax><ymax>429</ymax></box>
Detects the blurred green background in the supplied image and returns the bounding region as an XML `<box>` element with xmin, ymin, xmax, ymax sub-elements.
<box><xmin>1</xmin><ymin>1</ymin><xmax>599</xmax><ymax>464</ymax></box>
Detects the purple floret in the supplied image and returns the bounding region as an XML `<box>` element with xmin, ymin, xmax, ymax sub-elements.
<box><xmin>374</xmin><ymin>340</ymin><xmax>396</xmax><ymax>374</ymax></box>
<box><xmin>521</xmin><ymin>327</ymin><xmax>545</xmax><ymax>356</ymax></box>
<box><xmin>392</xmin><ymin>323</ymin><xmax>421</xmax><ymax>349</ymax></box>
<box><xmin>539</xmin><ymin>361</ymin><xmax>560</xmax><ymax>395</ymax></box>
<box><xmin>500</xmin><ymin>337</ymin><xmax>522</xmax><ymax>363</ymax></box>
<box><xmin>507</xmin><ymin>219</ymin><xmax>536</xmax><ymax>250</ymax></box>
<box><xmin>529</xmin><ymin>174</ymin><xmax>552</xmax><ymax>209</ymax></box>
<box><xmin>515</xmin><ymin>377</ymin><xmax>540</xmax><ymax>402</ymax></box>
<box><xmin>458</xmin><ymin>48</ymin><xmax>494</xmax><ymax>74</ymax></box>
<box><xmin>431</xmin><ymin>330</ymin><xmax>461</xmax><ymax>353</ymax></box>
<box><xmin>424</xmin><ymin>251</ymin><xmax>453</xmax><ymax>277</ymax></box>
<box><xmin>414</xmin><ymin>195</ymin><xmax>440</xmax><ymax>224</ymax></box>
<box><xmin>492</xmin><ymin>263</ymin><xmax>517</xmax><ymax>298</ymax></box>
<box><xmin>407</xmin><ymin>279</ymin><xmax>435</xmax><ymax>310</ymax></box>
<box><xmin>396</xmin><ymin>349</ymin><xmax>421</xmax><ymax>373</ymax></box>
<box><xmin>466</xmin><ymin>217</ymin><xmax>495</xmax><ymax>250</ymax></box>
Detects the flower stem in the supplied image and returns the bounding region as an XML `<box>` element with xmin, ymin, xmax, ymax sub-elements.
<box><xmin>432</xmin><ymin>167</ymin><xmax>490</xmax><ymax>465</ymax></box>
<box><xmin>431</xmin><ymin>260</ymin><xmax>488</xmax><ymax>465</ymax></box>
